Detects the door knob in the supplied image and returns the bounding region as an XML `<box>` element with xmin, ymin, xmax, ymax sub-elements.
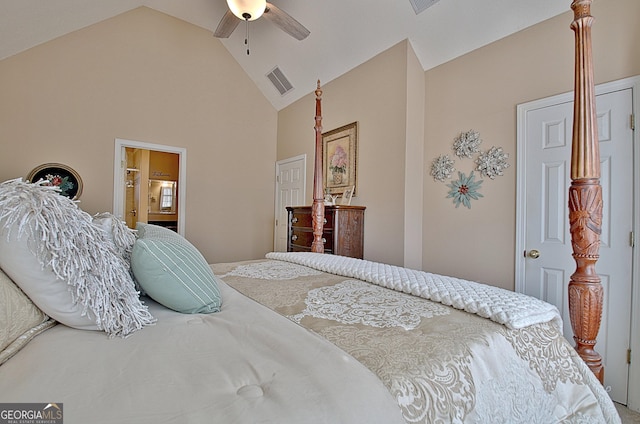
<box><xmin>527</xmin><ymin>249</ymin><xmax>540</xmax><ymax>259</ymax></box>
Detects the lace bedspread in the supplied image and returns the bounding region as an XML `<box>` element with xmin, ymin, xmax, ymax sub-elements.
<box><xmin>266</xmin><ymin>252</ymin><xmax>561</xmax><ymax>330</ymax></box>
<box><xmin>213</xmin><ymin>256</ymin><xmax>620</xmax><ymax>424</ymax></box>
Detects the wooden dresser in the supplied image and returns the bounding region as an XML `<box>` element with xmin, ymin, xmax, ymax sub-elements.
<box><xmin>286</xmin><ymin>205</ymin><xmax>365</xmax><ymax>259</ymax></box>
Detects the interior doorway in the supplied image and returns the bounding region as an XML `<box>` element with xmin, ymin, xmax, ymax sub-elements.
<box><xmin>113</xmin><ymin>138</ymin><xmax>187</xmax><ymax>235</ymax></box>
<box><xmin>274</xmin><ymin>155</ymin><xmax>306</xmax><ymax>251</ymax></box>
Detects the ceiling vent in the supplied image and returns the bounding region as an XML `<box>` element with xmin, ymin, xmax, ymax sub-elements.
<box><xmin>409</xmin><ymin>0</ymin><xmax>440</xmax><ymax>14</ymax></box>
<box><xmin>266</xmin><ymin>66</ymin><xmax>294</xmax><ymax>96</ymax></box>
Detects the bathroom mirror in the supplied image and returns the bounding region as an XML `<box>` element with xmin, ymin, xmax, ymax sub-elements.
<box><xmin>148</xmin><ymin>180</ymin><xmax>177</xmax><ymax>214</ymax></box>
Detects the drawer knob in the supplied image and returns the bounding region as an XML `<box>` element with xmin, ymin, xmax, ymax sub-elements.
<box><xmin>291</xmin><ymin>234</ymin><xmax>298</xmax><ymax>241</ymax></box>
<box><xmin>292</xmin><ymin>217</ymin><xmax>298</xmax><ymax>224</ymax></box>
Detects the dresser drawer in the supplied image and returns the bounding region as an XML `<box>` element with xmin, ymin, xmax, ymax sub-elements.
<box><xmin>290</xmin><ymin>228</ymin><xmax>333</xmax><ymax>252</ymax></box>
<box><xmin>290</xmin><ymin>210</ymin><xmax>333</xmax><ymax>229</ymax></box>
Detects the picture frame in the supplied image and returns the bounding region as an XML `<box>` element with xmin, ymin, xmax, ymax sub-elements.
<box><xmin>26</xmin><ymin>163</ymin><xmax>83</xmax><ymax>200</ymax></box>
<box><xmin>340</xmin><ymin>185</ymin><xmax>355</xmax><ymax>205</ymax></box>
<box><xmin>323</xmin><ymin>121</ymin><xmax>358</xmax><ymax>196</ymax></box>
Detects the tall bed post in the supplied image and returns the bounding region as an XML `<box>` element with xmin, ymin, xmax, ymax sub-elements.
<box><xmin>568</xmin><ymin>0</ymin><xmax>604</xmax><ymax>382</ymax></box>
<box><xmin>311</xmin><ymin>80</ymin><xmax>325</xmax><ymax>253</ymax></box>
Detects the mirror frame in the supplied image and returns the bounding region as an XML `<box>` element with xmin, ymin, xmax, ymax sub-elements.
<box><xmin>113</xmin><ymin>138</ymin><xmax>187</xmax><ymax>235</ymax></box>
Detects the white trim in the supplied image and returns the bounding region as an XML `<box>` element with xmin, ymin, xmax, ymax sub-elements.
<box><xmin>274</xmin><ymin>154</ymin><xmax>307</xmax><ymax>251</ymax></box>
<box><xmin>628</xmin><ymin>76</ymin><xmax>640</xmax><ymax>413</ymax></box>
<box><xmin>516</xmin><ymin>75</ymin><xmax>640</xmax><ymax>410</ymax></box>
<box><xmin>113</xmin><ymin>138</ymin><xmax>187</xmax><ymax>236</ymax></box>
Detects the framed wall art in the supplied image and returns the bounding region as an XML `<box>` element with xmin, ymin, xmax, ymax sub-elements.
<box><xmin>26</xmin><ymin>163</ymin><xmax>83</xmax><ymax>200</ymax></box>
<box><xmin>323</xmin><ymin>121</ymin><xmax>358</xmax><ymax>196</ymax></box>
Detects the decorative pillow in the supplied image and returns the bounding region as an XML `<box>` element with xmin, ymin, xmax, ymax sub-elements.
<box><xmin>92</xmin><ymin>212</ymin><xmax>136</xmax><ymax>263</ymax></box>
<box><xmin>0</xmin><ymin>267</ymin><xmax>56</xmax><ymax>365</ymax></box>
<box><xmin>0</xmin><ymin>178</ymin><xmax>155</xmax><ymax>337</ymax></box>
<box><xmin>131</xmin><ymin>223</ymin><xmax>222</xmax><ymax>314</ymax></box>
<box><xmin>92</xmin><ymin>212</ymin><xmax>146</xmax><ymax>295</ymax></box>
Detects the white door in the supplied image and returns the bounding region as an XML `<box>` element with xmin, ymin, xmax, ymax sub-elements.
<box><xmin>274</xmin><ymin>155</ymin><xmax>306</xmax><ymax>251</ymax></box>
<box><xmin>517</xmin><ymin>88</ymin><xmax>634</xmax><ymax>403</ymax></box>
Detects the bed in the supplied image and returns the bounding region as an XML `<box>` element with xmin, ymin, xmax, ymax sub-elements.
<box><xmin>0</xmin><ymin>1</ymin><xmax>618</xmax><ymax>423</ymax></box>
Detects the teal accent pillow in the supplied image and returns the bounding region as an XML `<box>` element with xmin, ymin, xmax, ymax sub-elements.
<box><xmin>131</xmin><ymin>223</ymin><xmax>222</xmax><ymax>314</ymax></box>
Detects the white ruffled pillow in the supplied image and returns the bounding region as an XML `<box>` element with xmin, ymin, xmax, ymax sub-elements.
<box><xmin>0</xmin><ymin>179</ymin><xmax>155</xmax><ymax>337</ymax></box>
<box><xmin>92</xmin><ymin>212</ymin><xmax>146</xmax><ymax>295</ymax></box>
<box><xmin>92</xmin><ymin>212</ymin><xmax>136</xmax><ymax>263</ymax></box>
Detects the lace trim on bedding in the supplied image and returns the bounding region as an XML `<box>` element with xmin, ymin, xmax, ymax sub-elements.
<box><xmin>472</xmin><ymin>355</ymin><xmax>558</xmax><ymax>423</ymax></box>
<box><xmin>289</xmin><ymin>279</ymin><xmax>450</xmax><ymax>330</ymax></box>
<box><xmin>317</xmin><ymin>323</ymin><xmax>482</xmax><ymax>423</ymax></box>
<box><xmin>219</xmin><ymin>260</ymin><xmax>322</xmax><ymax>280</ymax></box>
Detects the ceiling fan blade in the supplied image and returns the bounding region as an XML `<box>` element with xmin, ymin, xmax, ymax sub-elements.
<box><xmin>263</xmin><ymin>2</ymin><xmax>310</xmax><ymax>41</ymax></box>
<box><xmin>213</xmin><ymin>10</ymin><xmax>240</xmax><ymax>38</ymax></box>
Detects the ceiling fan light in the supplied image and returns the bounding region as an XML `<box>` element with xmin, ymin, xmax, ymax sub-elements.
<box><xmin>226</xmin><ymin>0</ymin><xmax>266</xmax><ymax>21</ymax></box>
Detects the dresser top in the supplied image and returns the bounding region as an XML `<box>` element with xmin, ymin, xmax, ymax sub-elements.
<box><xmin>286</xmin><ymin>205</ymin><xmax>366</xmax><ymax>211</ymax></box>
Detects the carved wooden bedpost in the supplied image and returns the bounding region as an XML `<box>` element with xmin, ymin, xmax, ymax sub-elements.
<box><xmin>568</xmin><ymin>0</ymin><xmax>604</xmax><ymax>383</ymax></box>
<box><xmin>311</xmin><ymin>80</ymin><xmax>325</xmax><ymax>253</ymax></box>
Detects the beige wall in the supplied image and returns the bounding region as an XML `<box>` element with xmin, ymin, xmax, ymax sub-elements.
<box><xmin>0</xmin><ymin>7</ymin><xmax>278</xmax><ymax>263</ymax></box>
<box><xmin>423</xmin><ymin>0</ymin><xmax>640</xmax><ymax>289</ymax></box>
<box><xmin>277</xmin><ymin>0</ymin><xmax>639</xmax><ymax>289</ymax></box>
<box><xmin>404</xmin><ymin>42</ymin><xmax>425</xmax><ymax>270</ymax></box>
<box><xmin>278</xmin><ymin>41</ymin><xmax>414</xmax><ymax>266</ymax></box>
<box><xmin>2</xmin><ymin>2</ymin><xmax>637</xmax><ymax>285</ymax></box>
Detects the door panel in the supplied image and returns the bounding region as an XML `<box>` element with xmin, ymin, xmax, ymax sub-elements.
<box><xmin>522</xmin><ymin>88</ymin><xmax>633</xmax><ymax>402</ymax></box>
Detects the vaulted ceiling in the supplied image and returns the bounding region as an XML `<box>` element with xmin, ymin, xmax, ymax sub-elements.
<box><xmin>0</xmin><ymin>0</ymin><xmax>568</xmax><ymax>110</ymax></box>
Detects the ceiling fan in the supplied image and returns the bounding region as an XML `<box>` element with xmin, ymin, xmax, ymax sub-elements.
<box><xmin>214</xmin><ymin>0</ymin><xmax>310</xmax><ymax>41</ymax></box>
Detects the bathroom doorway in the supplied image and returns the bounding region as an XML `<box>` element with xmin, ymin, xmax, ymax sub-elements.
<box><xmin>113</xmin><ymin>138</ymin><xmax>187</xmax><ymax>235</ymax></box>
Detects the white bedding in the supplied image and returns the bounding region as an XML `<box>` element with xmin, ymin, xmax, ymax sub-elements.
<box><xmin>218</xmin><ymin>255</ymin><xmax>621</xmax><ymax>424</ymax></box>
<box><xmin>0</xmin><ymin>280</ymin><xmax>405</xmax><ymax>424</ymax></box>
<box><xmin>1</xmin><ymin>253</ymin><xmax>621</xmax><ymax>424</ymax></box>
<box><xmin>266</xmin><ymin>252</ymin><xmax>562</xmax><ymax>329</ymax></box>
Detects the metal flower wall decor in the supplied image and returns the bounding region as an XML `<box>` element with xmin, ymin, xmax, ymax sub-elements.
<box><xmin>475</xmin><ymin>146</ymin><xmax>510</xmax><ymax>179</ymax></box>
<box><xmin>429</xmin><ymin>155</ymin><xmax>455</xmax><ymax>182</ymax></box>
<box><xmin>429</xmin><ymin>130</ymin><xmax>509</xmax><ymax>209</ymax></box>
<box><xmin>446</xmin><ymin>171</ymin><xmax>483</xmax><ymax>209</ymax></box>
<box><xmin>453</xmin><ymin>130</ymin><xmax>482</xmax><ymax>159</ymax></box>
